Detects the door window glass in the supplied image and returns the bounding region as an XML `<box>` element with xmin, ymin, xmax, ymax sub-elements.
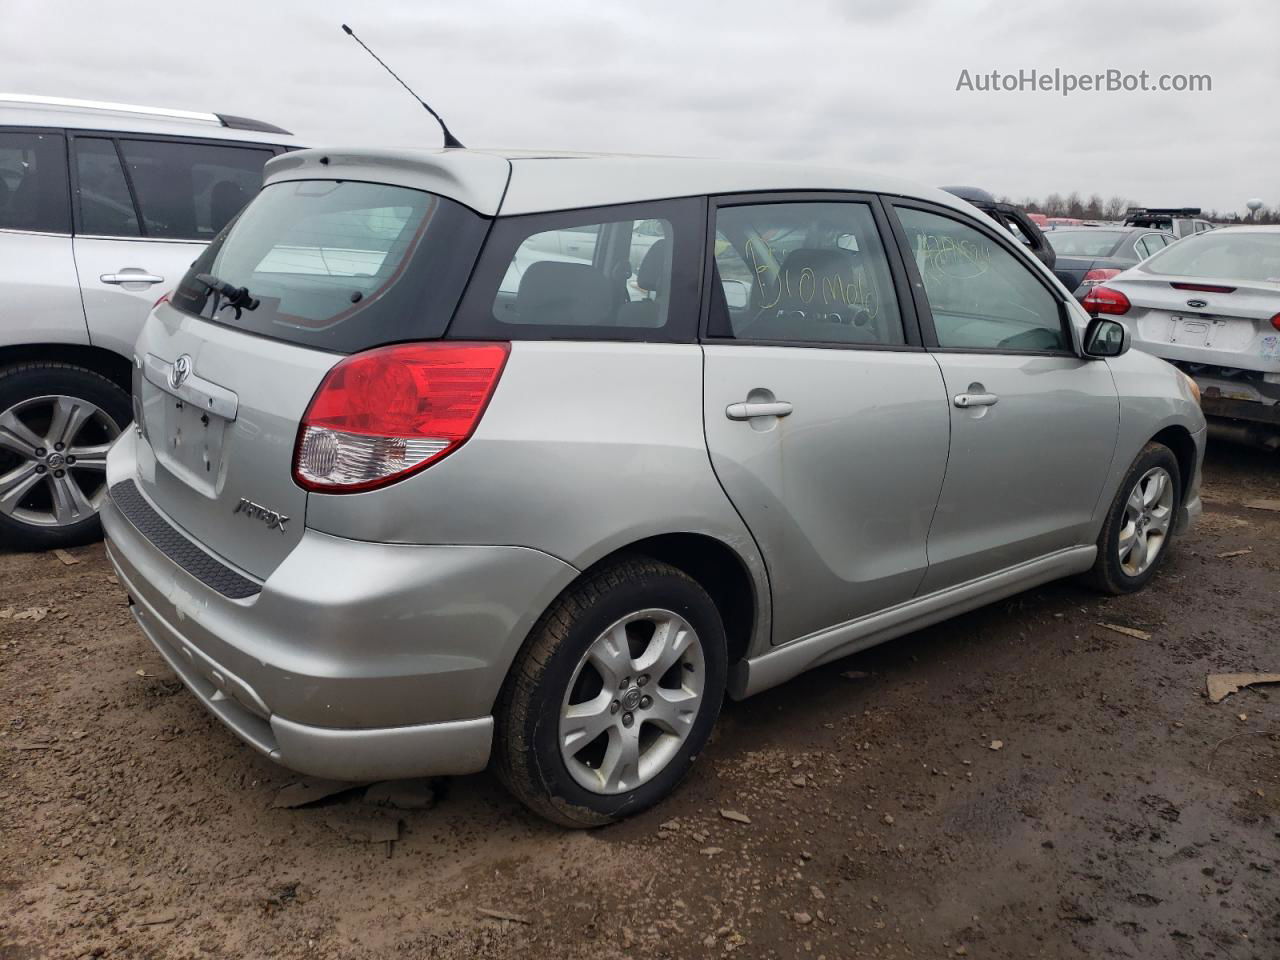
<box><xmin>897</xmin><ymin>207</ymin><xmax>1066</xmax><ymax>352</ymax></box>
<box><xmin>74</xmin><ymin>137</ymin><xmax>139</xmax><ymax>237</ymax></box>
<box><xmin>117</xmin><ymin>139</ymin><xmax>273</xmax><ymax>240</ymax></box>
<box><xmin>0</xmin><ymin>131</ymin><xmax>70</xmax><ymax>233</ymax></box>
<box><xmin>710</xmin><ymin>201</ymin><xmax>904</xmax><ymax>345</ymax></box>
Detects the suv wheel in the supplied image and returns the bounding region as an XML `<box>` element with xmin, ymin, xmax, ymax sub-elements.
<box><xmin>0</xmin><ymin>363</ymin><xmax>130</xmax><ymax>550</ymax></box>
<box><xmin>494</xmin><ymin>558</ymin><xmax>727</xmax><ymax>827</ymax></box>
<box><xmin>1085</xmin><ymin>441</ymin><xmax>1181</xmax><ymax>595</ymax></box>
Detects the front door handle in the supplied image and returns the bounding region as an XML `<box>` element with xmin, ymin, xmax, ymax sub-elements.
<box><xmin>953</xmin><ymin>392</ymin><xmax>999</xmax><ymax>408</ymax></box>
<box><xmin>100</xmin><ymin>271</ymin><xmax>165</xmax><ymax>285</ymax></box>
<box><xmin>726</xmin><ymin>400</ymin><xmax>794</xmax><ymax>420</ymax></box>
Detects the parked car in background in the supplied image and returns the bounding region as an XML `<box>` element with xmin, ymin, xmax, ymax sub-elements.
<box><xmin>1124</xmin><ymin>207</ymin><xmax>1214</xmax><ymax>239</ymax></box>
<box><xmin>0</xmin><ymin>94</ymin><xmax>293</xmax><ymax>549</ymax></box>
<box><xmin>1048</xmin><ymin>226</ymin><xmax>1175</xmax><ymax>299</ymax></box>
<box><xmin>940</xmin><ymin>185</ymin><xmax>1056</xmax><ymax>269</ymax></box>
<box><xmin>103</xmin><ymin>147</ymin><xmax>1205</xmax><ymax>826</ymax></box>
<box><xmin>1084</xmin><ymin>226</ymin><xmax>1280</xmax><ymax>445</ymax></box>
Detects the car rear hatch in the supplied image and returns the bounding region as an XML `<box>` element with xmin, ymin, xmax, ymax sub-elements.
<box><xmin>124</xmin><ymin>151</ymin><xmax>502</xmax><ymax>581</ymax></box>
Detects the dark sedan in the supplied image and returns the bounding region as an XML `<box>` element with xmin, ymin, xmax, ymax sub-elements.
<box><xmin>1048</xmin><ymin>226</ymin><xmax>1175</xmax><ymax>300</ymax></box>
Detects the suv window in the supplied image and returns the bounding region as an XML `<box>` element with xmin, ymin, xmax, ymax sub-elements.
<box><xmin>709</xmin><ymin>201</ymin><xmax>904</xmax><ymax>346</ymax></box>
<box><xmin>172</xmin><ymin>180</ymin><xmax>489</xmax><ymax>353</ymax></box>
<box><xmin>896</xmin><ymin>206</ymin><xmax>1066</xmax><ymax>353</ymax></box>
<box><xmin>118</xmin><ymin>139</ymin><xmax>274</xmax><ymax>240</ymax></box>
<box><xmin>0</xmin><ymin>130</ymin><xmax>70</xmax><ymax>233</ymax></box>
<box><xmin>452</xmin><ymin>198</ymin><xmax>704</xmax><ymax>342</ymax></box>
<box><xmin>74</xmin><ymin>137</ymin><xmax>140</xmax><ymax>237</ymax></box>
<box><xmin>1135</xmin><ymin>234</ymin><xmax>1166</xmax><ymax>259</ymax></box>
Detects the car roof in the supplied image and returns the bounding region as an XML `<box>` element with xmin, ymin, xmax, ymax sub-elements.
<box><xmin>0</xmin><ymin>94</ymin><xmax>293</xmax><ymax>146</ymax></box>
<box><xmin>265</xmin><ymin>147</ymin><xmax>979</xmax><ymax>218</ymax></box>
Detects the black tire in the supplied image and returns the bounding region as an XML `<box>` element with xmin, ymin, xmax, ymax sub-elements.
<box><xmin>493</xmin><ymin>557</ymin><xmax>727</xmax><ymax>828</ymax></box>
<box><xmin>0</xmin><ymin>362</ymin><xmax>131</xmax><ymax>551</ymax></box>
<box><xmin>1084</xmin><ymin>441</ymin><xmax>1182</xmax><ymax>595</ymax></box>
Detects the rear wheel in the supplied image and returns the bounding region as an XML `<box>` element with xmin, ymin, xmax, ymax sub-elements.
<box><xmin>494</xmin><ymin>558</ymin><xmax>727</xmax><ymax>827</ymax></box>
<box><xmin>1085</xmin><ymin>442</ymin><xmax>1181</xmax><ymax>594</ymax></box>
<box><xmin>0</xmin><ymin>363</ymin><xmax>129</xmax><ymax>551</ymax></box>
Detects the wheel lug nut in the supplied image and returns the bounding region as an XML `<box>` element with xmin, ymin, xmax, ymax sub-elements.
<box><xmin>637</xmin><ymin>674</ymin><xmax>650</xmax><ymax>687</ymax></box>
<box><xmin>610</xmin><ymin>700</ymin><xmax>620</xmax><ymax>715</ymax></box>
<box><xmin>620</xmin><ymin>678</ymin><xmax>630</xmax><ymax>690</ymax></box>
<box><xmin>35</xmin><ymin>448</ymin><xmax>46</xmax><ymax>458</ymax></box>
<box><xmin>66</xmin><ymin>456</ymin><xmax>76</xmax><ymax>464</ymax></box>
<box><xmin>622</xmin><ymin>713</ymin><xmax>634</xmax><ymax>728</ymax></box>
<box><xmin>54</xmin><ymin>442</ymin><xmax>64</xmax><ymax>451</ymax></box>
<box><xmin>54</xmin><ymin>469</ymin><xmax>65</xmax><ymax>478</ymax></box>
<box><xmin>639</xmin><ymin>695</ymin><xmax>652</xmax><ymax>710</ymax></box>
<box><xmin>35</xmin><ymin>464</ymin><xmax>46</xmax><ymax>474</ymax></box>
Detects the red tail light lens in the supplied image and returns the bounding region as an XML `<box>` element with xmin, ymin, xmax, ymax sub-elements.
<box><xmin>1081</xmin><ymin>285</ymin><xmax>1131</xmax><ymax>316</ymax></box>
<box><xmin>1081</xmin><ymin>268</ymin><xmax>1121</xmax><ymax>286</ymax></box>
<box><xmin>1170</xmin><ymin>282</ymin><xmax>1236</xmax><ymax>293</ymax></box>
<box><xmin>1271</xmin><ymin>313</ymin><xmax>1280</xmax><ymax>332</ymax></box>
<box><xmin>294</xmin><ymin>342</ymin><xmax>510</xmax><ymax>493</ymax></box>
<box><xmin>152</xmin><ymin>292</ymin><xmax>171</xmax><ymax>309</ymax></box>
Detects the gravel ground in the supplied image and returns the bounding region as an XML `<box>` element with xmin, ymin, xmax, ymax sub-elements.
<box><xmin>1</xmin><ymin>442</ymin><xmax>1277</xmax><ymax>960</ymax></box>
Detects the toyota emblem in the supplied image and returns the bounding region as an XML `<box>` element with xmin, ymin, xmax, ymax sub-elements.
<box><xmin>169</xmin><ymin>354</ymin><xmax>193</xmax><ymax>389</ymax></box>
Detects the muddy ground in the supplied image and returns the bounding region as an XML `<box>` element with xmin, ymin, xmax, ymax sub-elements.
<box><xmin>1</xmin><ymin>442</ymin><xmax>1277</xmax><ymax>960</ymax></box>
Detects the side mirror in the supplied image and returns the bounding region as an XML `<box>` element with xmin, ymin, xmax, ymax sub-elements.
<box><xmin>722</xmin><ymin>278</ymin><xmax>750</xmax><ymax>310</ymax></box>
<box><xmin>1083</xmin><ymin>316</ymin><xmax>1129</xmax><ymax>358</ymax></box>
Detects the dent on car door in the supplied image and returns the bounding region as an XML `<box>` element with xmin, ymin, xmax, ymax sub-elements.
<box><xmin>700</xmin><ymin>196</ymin><xmax>949</xmax><ymax>645</ymax></box>
<box><xmin>888</xmin><ymin>202</ymin><xmax>1120</xmax><ymax>593</ymax></box>
<box><xmin>70</xmin><ymin>134</ymin><xmax>275</xmax><ymax>359</ymax></box>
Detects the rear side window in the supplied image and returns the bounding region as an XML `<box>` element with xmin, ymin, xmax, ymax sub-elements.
<box><xmin>451</xmin><ymin>198</ymin><xmax>704</xmax><ymax>342</ymax></box>
<box><xmin>708</xmin><ymin>201</ymin><xmax>904</xmax><ymax>346</ymax></box>
<box><xmin>117</xmin><ymin>139</ymin><xmax>274</xmax><ymax>240</ymax></box>
<box><xmin>171</xmin><ymin>180</ymin><xmax>489</xmax><ymax>353</ymax></box>
<box><xmin>74</xmin><ymin>137</ymin><xmax>140</xmax><ymax>237</ymax></box>
<box><xmin>896</xmin><ymin>206</ymin><xmax>1067</xmax><ymax>353</ymax></box>
<box><xmin>0</xmin><ymin>130</ymin><xmax>70</xmax><ymax>233</ymax></box>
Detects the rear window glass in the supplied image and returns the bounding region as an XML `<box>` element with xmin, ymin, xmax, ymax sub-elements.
<box><xmin>1139</xmin><ymin>231</ymin><xmax>1280</xmax><ymax>284</ymax></box>
<box><xmin>0</xmin><ymin>131</ymin><xmax>70</xmax><ymax>233</ymax></box>
<box><xmin>1045</xmin><ymin>230</ymin><xmax>1125</xmax><ymax>257</ymax></box>
<box><xmin>450</xmin><ymin>198</ymin><xmax>703</xmax><ymax>342</ymax></box>
<box><xmin>171</xmin><ymin>180</ymin><xmax>489</xmax><ymax>353</ymax></box>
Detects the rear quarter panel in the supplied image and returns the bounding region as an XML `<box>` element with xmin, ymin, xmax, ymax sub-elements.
<box><xmin>304</xmin><ymin>341</ymin><xmax>774</xmax><ymax>656</ymax></box>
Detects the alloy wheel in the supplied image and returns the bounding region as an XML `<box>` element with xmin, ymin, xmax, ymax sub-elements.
<box><xmin>0</xmin><ymin>395</ymin><xmax>121</xmax><ymax>528</ymax></box>
<box><xmin>1117</xmin><ymin>465</ymin><xmax>1174</xmax><ymax>577</ymax></box>
<box><xmin>559</xmin><ymin>608</ymin><xmax>706</xmax><ymax>795</ymax></box>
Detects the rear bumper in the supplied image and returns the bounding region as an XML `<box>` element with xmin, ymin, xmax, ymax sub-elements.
<box><xmin>101</xmin><ymin>458</ymin><xmax>579</xmax><ymax>780</ymax></box>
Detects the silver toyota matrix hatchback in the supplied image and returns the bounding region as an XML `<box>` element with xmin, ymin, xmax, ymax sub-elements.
<box><xmin>101</xmin><ymin>148</ymin><xmax>1205</xmax><ymax>826</ymax></box>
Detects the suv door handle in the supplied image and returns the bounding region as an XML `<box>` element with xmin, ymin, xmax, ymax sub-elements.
<box><xmin>953</xmin><ymin>392</ymin><xmax>999</xmax><ymax>408</ymax></box>
<box><xmin>100</xmin><ymin>272</ymin><xmax>164</xmax><ymax>285</ymax></box>
<box><xmin>726</xmin><ymin>400</ymin><xmax>794</xmax><ymax>420</ymax></box>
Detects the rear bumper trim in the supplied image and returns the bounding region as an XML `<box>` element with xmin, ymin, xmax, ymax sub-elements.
<box><xmin>109</xmin><ymin>479</ymin><xmax>261</xmax><ymax>600</ymax></box>
<box><xmin>115</xmin><ymin>544</ymin><xmax>493</xmax><ymax>780</ymax></box>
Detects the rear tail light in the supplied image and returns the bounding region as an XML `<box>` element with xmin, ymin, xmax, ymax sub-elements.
<box><xmin>1170</xmin><ymin>282</ymin><xmax>1236</xmax><ymax>293</ymax></box>
<box><xmin>294</xmin><ymin>342</ymin><xmax>509</xmax><ymax>493</ymax></box>
<box><xmin>1081</xmin><ymin>268</ymin><xmax>1121</xmax><ymax>287</ymax></box>
<box><xmin>152</xmin><ymin>292</ymin><xmax>171</xmax><ymax>309</ymax></box>
<box><xmin>1271</xmin><ymin>313</ymin><xmax>1280</xmax><ymax>332</ymax></box>
<box><xmin>1081</xmin><ymin>285</ymin><xmax>1131</xmax><ymax>316</ymax></box>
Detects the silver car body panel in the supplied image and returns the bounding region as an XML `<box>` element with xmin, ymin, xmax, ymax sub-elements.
<box><xmin>0</xmin><ymin>230</ymin><xmax>88</xmax><ymax>346</ymax></box>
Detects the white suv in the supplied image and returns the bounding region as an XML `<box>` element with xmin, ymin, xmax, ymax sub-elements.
<box><xmin>0</xmin><ymin>95</ymin><xmax>293</xmax><ymax>549</ymax></box>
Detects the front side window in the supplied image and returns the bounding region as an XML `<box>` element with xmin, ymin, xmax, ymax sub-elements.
<box><xmin>74</xmin><ymin>137</ymin><xmax>139</xmax><ymax>237</ymax></box>
<box><xmin>452</xmin><ymin>197</ymin><xmax>703</xmax><ymax>341</ymax></box>
<box><xmin>117</xmin><ymin>139</ymin><xmax>274</xmax><ymax>240</ymax></box>
<box><xmin>709</xmin><ymin>201</ymin><xmax>904</xmax><ymax>346</ymax></box>
<box><xmin>897</xmin><ymin>206</ymin><xmax>1066</xmax><ymax>352</ymax></box>
<box><xmin>0</xmin><ymin>131</ymin><xmax>70</xmax><ymax>233</ymax></box>
<box><xmin>171</xmin><ymin>179</ymin><xmax>489</xmax><ymax>353</ymax></box>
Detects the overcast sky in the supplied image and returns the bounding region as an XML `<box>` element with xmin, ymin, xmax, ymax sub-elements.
<box><xmin>4</xmin><ymin>0</ymin><xmax>1277</xmax><ymax>214</ymax></box>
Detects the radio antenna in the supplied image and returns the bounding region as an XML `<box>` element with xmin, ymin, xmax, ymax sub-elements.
<box><xmin>340</xmin><ymin>23</ymin><xmax>464</xmax><ymax>148</ymax></box>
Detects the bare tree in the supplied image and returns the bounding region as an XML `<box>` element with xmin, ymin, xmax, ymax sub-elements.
<box><xmin>1044</xmin><ymin>193</ymin><xmax>1065</xmax><ymax>217</ymax></box>
<box><xmin>1066</xmin><ymin>192</ymin><xmax>1084</xmax><ymax>218</ymax></box>
<box><xmin>1085</xmin><ymin>194</ymin><xmax>1105</xmax><ymax>219</ymax></box>
<box><xmin>1103</xmin><ymin>196</ymin><xmax>1127</xmax><ymax>219</ymax></box>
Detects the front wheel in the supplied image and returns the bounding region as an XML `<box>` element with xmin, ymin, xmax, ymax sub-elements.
<box><xmin>493</xmin><ymin>558</ymin><xmax>727</xmax><ymax>827</ymax></box>
<box><xmin>1085</xmin><ymin>441</ymin><xmax>1181</xmax><ymax>595</ymax></box>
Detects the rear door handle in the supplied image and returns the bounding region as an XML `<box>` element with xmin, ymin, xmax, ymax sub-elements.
<box><xmin>953</xmin><ymin>392</ymin><xmax>999</xmax><ymax>408</ymax></box>
<box><xmin>726</xmin><ymin>400</ymin><xmax>794</xmax><ymax>420</ymax></box>
<box><xmin>100</xmin><ymin>271</ymin><xmax>164</xmax><ymax>285</ymax></box>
